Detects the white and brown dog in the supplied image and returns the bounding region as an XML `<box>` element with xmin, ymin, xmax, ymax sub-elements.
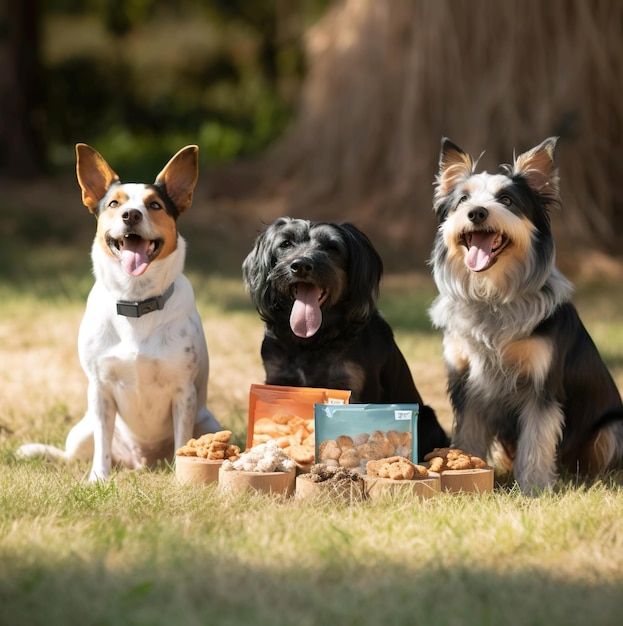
<box><xmin>17</xmin><ymin>144</ymin><xmax>221</xmax><ymax>480</ymax></box>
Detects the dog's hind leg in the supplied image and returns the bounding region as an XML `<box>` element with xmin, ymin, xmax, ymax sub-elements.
<box><xmin>16</xmin><ymin>414</ymin><xmax>95</xmax><ymax>464</ymax></box>
<box><xmin>581</xmin><ymin>412</ymin><xmax>623</xmax><ymax>474</ymax></box>
<box><xmin>64</xmin><ymin>414</ymin><xmax>96</xmax><ymax>461</ymax></box>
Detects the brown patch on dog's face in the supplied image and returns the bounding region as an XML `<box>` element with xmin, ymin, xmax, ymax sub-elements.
<box><xmin>141</xmin><ymin>188</ymin><xmax>178</xmax><ymax>259</ymax></box>
<box><xmin>95</xmin><ymin>188</ymin><xmax>130</xmax><ymax>262</ymax></box>
<box><xmin>94</xmin><ymin>183</ymin><xmax>178</xmax><ymax>275</ymax></box>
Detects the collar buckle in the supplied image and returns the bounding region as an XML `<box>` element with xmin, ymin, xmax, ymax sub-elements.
<box><xmin>116</xmin><ymin>283</ymin><xmax>175</xmax><ymax>318</ymax></box>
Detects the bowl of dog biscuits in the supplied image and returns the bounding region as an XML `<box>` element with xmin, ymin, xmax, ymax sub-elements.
<box><xmin>175</xmin><ymin>430</ymin><xmax>241</xmax><ymax>485</ymax></box>
<box><xmin>423</xmin><ymin>448</ymin><xmax>494</xmax><ymax>494</ymax></box>
<box><xmin>363</xmin><ymin>456</ymin><xmax>441</xmax><ymax>500</ymax></box>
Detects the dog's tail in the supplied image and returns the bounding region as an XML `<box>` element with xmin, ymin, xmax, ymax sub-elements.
<box><xmin>586</xmin><ymin>406</ymin><xmax>623</xmax><ymax>470</ymax></box>
<box><xmin>590</xmin><ymin>407</ymin><xmax>623</xmax><ymax>435</ymax></box>
<box><xmin>16</xmin><ymin>443</ymin><xmax>70</xmax><ymax>463</ymax></box>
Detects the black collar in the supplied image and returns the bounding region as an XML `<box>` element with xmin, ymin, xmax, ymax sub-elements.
<box><xmin>116</xmin><ymin>283</ymin><xmax>175</xmax><ymax>318</ymax></box>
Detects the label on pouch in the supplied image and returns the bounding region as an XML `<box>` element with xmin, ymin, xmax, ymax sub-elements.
<box><xmin>394</xmin><ymin>410</ymin><xmax>412</xmax><ymax>421</ymax></box>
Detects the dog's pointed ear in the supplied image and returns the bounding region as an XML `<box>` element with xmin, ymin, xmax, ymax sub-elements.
<box><xmin>339</xmin><ymin>223</ymin><xmax>382</xmax><ymax>322</ymax></box>
<box><xmin>155</xmin><ymin>145</ymin><xmax>199</xmax><ymax>213</ymax></box>
<box><xmin>434</xmin><ymin>137</ymin><xmax>474</xmax><ymax>202</ymax></box>
<box><xmin>512</xmin><ymin>137</ymin><xmax>559</xmax><ymax>197</ymax></box>
<box><xmin>76</xmin><ymin>143</ymin><xmax>120</xmax><ymax>214</ymax></box>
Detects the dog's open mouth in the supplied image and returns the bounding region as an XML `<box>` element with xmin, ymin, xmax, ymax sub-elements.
<box><xmin>460</xmin><ymin>230</ymin><xmax>510</xmax><ymax>272</ymax></box>
<box><xmin>107</xmin><ymin>233</ymin><xmax>163</xmax><ymax>277</ymax></box>
<box><xmin>289</xmin><ymin>282</ymin><xmax>328</xmax><ymax>338</ymax></box>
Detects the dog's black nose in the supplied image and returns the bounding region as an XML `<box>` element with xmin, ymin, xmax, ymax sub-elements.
<box><xmin>122</xmin><ymin>209</ymin><xmax>142</xmax><ymax>227</ymax></box>
<box><xmin>290</xmin><ymin>258</ymin><xmax>313</xmax><ymax>276</ymax></box>
<box><xmin>467</xmin><ymin>207</ymin><xmax>488</xmax><ymax>225</ymax></box>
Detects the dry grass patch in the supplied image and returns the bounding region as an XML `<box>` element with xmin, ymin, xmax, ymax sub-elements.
<box><xmin>1</xmin><ymin>269</ymin><xmax>623</xmax><ymax>625</ymax></box>
<box><xmin>1</xmin><ymin>462</ymin><xmax>622</xmax><ymax>626</ymax></box>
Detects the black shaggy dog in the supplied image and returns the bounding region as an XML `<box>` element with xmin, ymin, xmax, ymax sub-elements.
<box><xmin>242</xmin><ymin>217</ymin><xmax>449</xmax><ymax>459</ymax></box>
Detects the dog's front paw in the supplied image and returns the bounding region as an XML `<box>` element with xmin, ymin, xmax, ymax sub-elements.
<box><xmin>514</xmin><ymin>446</ymin><xmax>558</xmax><ymax>496</ymax></box>
<box><xmin>515</xmin><ymin>467</ymin><xmax>557</xmax><ymax>496</ymax></box>
<box><xmin>518</xmin><ymin>479</ymin><xmax>554</xmax><ymax>497</ymax></box>
<box><xmin>88</xmin><ymin>467</ymin><xmax>111</xmax><ymax>482</ymax></box>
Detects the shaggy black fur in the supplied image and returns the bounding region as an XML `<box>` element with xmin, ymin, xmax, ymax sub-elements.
<box><xmin>243</xmin><ymin>217</ymin><xmax>449</xmax><ymax>459</ymax></box>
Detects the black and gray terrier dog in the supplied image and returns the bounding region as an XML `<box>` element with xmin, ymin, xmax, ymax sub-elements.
<box><xmin>429</xmin><ymin>137</ymin><xmax>623</xmax><ymax>492</ymax></box>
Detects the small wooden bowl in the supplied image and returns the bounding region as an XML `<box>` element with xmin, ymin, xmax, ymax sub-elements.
<box><xmin>218</xmin><ymin>467</ymin><xmax>296</xmax><ymax>496</ymax></box>
<box><xmin>175</xmin><ymin>457</ymin><xmax>222</xmax><ymax>485</ymax></box>
<box><xmin>295</xmin><ymin>474</ymin><xmax>365</xmax><ymax>502</ymax></box>
<box><xmin>364</xmin><ymin>472</ymin><xmax>440</xmax><ymax>500</ymax></box>
<box><xmin>440</xmin><ymin>468</ymin><xmax>494</xmax><ymax>494</ymax></box>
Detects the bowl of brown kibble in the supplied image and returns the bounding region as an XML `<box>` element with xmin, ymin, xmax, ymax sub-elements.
<box><xmin>423</xmin><ymin>448</ymin><xmax>494</xmax><ymax>494</ymax></box>
<box><xmin>175</xmin><ymin>430</ymin><xmax>241</xmax><ymax>485</ymax></box>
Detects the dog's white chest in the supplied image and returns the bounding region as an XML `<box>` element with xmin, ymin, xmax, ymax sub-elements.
<box><xmin>78</xmin><ymin>278</ymin><xmax>207</xmax><ymax>439</ymax></box>
<box><xmin>102</xmin><ymin>349</ymin><xmax>190</xmax><ymax>432</ymax></box>
<box><xmin>87</xmin><ymin>327</ymin><xmax>199</xmax><ymax>418</ymax></box>
<box><xmin>99</xmin><ymin>350</ymin><xmax>181</xmax><ymax>391</ymax></box>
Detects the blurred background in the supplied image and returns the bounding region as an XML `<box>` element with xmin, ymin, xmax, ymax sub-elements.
<box><xmin>2</xmin><ymin>0</ymin><xmax>622</xmax><ymax>276</ymax></box>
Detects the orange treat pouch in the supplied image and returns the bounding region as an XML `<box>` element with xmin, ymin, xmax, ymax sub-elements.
<box><xmin>247</xmin><ymin>384</ymin><xmax>351</xmax><ymax>468</ymax></box>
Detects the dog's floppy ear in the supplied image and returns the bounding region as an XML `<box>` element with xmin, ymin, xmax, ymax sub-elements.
<box><xmin>339</xmin><ymin>222</ymin><xmax>383</xmax><ymax>322</ymax></box>
<box><xmin>512</xmin><ymin>137</ymin><xmax>559</xmax><ymax>199</ymax></box>
<box><xmin>434</xmin><ymin>137</ymin><xmax>475</xmax><ymax>205</ymax></box>
<box><xmin>155</xmin><ymin>145</ymin><xmax>199</xmax><ymax>213</ymax></box>
<box><xmin>76</xmin><ymin>143</ymin><xmax>120</xmax><ymax>214</ymax></box>
<box><xmin>243</xmin><ymin>218</ymin><xmax>290</xmax><ymax>320</ymax></box>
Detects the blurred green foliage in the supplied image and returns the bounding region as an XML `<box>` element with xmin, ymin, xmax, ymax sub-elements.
<box><xmin>43</xmin><ymin>0</ymin><xmax>329</xmax><ymax>178</ymax></box>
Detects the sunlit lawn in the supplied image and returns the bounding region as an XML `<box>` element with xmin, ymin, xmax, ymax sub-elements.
<box><xmin>1</xmin><ymin>240</ymin><xmax>623</xmax><ymax>626</ymax></box>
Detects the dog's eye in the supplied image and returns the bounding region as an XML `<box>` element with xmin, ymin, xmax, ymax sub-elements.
<box><xmin>458</xmin><ymin>195</ymin><xmax>468</xmax><ymax>204</ymax></box>
<box><xmin>279</xmin><ymin>240</ymin><xmax>293</xmax><ymax>250</ymax></box>
<box><xmin>108</xmin><ymin>200</ymin><xmax>119</xmax><ymax>208</ymax></box>
<box><xmin>149</xmin><ymin>201</ymin><xmax>162</xmax><ymax>210</ymax></box>
<box><xmin>499</xmin><ymin>195</ymin><xmax>512</xmax><ymax>206</ymax></box>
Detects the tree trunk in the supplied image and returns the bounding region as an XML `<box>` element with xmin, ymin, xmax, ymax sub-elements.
<box><xmin>0</xmin><ymin>0</ymin><xmax>46</xmax><ymax>178</ymax></box>
<box><xmin>263</xmin><ymin>0</ymin><xmax>623</xmax><ymax>267</ymax></box>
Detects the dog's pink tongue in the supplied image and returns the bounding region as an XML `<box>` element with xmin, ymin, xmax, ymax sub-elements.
<box><xmin>290</xmin><ymin>283</ymin><xmax>323</xmax><ymax>338</ymax></box>
<box><xmin>466</xmin><ymin>232</ymin><xmax>497</xmax><ymax>272</ymax></box>
<box><xmin>120</xmin><ymin>238</ymin><xmax>151</xmax><ymax>276</ymax></box>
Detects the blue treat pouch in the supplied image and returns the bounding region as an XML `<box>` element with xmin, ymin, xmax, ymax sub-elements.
<box><xmin>314</xmin><ymin>404</ymin><xmax>419</xmax><ymax>473</ymax></box>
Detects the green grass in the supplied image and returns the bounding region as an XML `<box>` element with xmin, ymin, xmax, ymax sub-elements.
<box><xmin>2</xmin><ymin>461</ymin><xmax>623</xmax><ymax>626</ymax></box>
<box><xmin>2</xmin><ymin>241</ymin><xmax>623</xmax><ymax>625</ymax></box>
